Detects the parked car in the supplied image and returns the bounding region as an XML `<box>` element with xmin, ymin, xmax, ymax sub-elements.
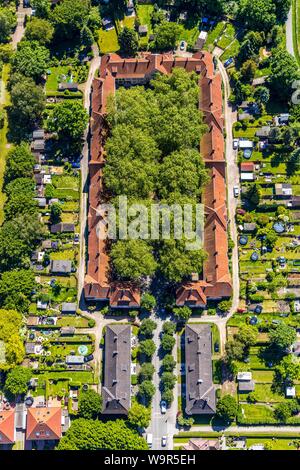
<box><xmin>160</xmin><ymin>400</ymin><xmax>167</xmax><ymax>414</ymax></box>
<box><xmin>233</xmin><ymin>139</ymin><xmax>239</xmax><ymax>150</ymax></box>
<box><xmin>233</xmin><ymin>185</ymin><xmax>240</xmax><ymax>197</ymax></box>
<box><xmin>147</xmin><ymin>434</ymin><xmax>153</xmax><ymax>448</ymax></box>
<box><xmin>84</xmin><ymin>354</ymin><xmax>94</xmax><ymax>362</ymax></box>
<box><xmin>224</xmin><ymin>57</ymin><xmax>233</xmax><ymax>68</ymax></box>
<box><xmin>161</xmin><ymin>436</ymin><xmax>167</xmax><ymax>447</ymax></box>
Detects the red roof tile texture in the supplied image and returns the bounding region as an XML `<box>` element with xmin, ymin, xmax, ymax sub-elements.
<box><xmin>0</xmin><ymin>409</ymin><xmax>15</xmax><ymax>445</ymax></box>
<box><xmin>84</xmin><ymin>52</ymin><xmax>231</xmax><ymax>307</ymax></box>
<box><xmin>26</xmin><ymin>407</ymin><xmax>62</xmax><ymax>441</ymax></box>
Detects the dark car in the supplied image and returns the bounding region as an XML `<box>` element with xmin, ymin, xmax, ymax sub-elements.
<box><xmin>84</xmin><ymin>354</ymin><xmax>94</xmax><ymax>363</ymax></box>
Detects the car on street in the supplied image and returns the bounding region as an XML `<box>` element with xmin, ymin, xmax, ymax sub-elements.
<box><xmin>233</xmin><ymin>138</ymin><xmax>239</xmax><ymax>150</ymax></box>
<box><xmin>179</xmin><ymin>40</ymin><xmax>185</xmax><ymax>51</ymax></box>
<box><xmin>233</xmin><ymin>185</ymin><xmax>240</xmax><ymax>197</ymax></box>
<box><xmin>160</xmin><ymin>400</ymin><xmax>167</xmax><ymax>414</ymax></box>
<box><xmin>161</xmin><ymin>436</ymin><xmax>167</xmax><ymax>447</ymax></box>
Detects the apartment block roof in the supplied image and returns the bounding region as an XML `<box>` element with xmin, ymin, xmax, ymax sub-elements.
<box><xmin>185</xmin><ymin>324</ymin><xmax>216</xmax><ymax>415</ymax></box>
<box><xmin>102</xmin><ymin>324</ymin><xmax>131</xmax><ymax>415</ymax></box>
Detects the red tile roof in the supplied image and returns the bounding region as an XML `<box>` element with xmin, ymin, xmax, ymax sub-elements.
<box><xmin>26</xmin><ymin>407</ymin><xmax>62</xmax><ymax>441</ymax></box>
<box><xmin>0</xmin><ymin>409</ymin><xmax>15</xmax><ymax>445</ymax></box>
<box><xmin>84</xmin><ymin>52</ymin><xmax>232</xmax><ymax>308</ymax></box>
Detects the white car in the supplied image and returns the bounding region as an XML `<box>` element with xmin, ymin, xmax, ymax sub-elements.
<box><xmin>233</xmin><ymin>186</ymin><xmax>240</xmax><ymax>198</ymax></box>
<box><xmin>233</xmin><ymin>139</ymin><xmax>239</xmax><ymax>150</ymax></box>
<box><xmin>160</xmin><ymin>400</ymin><xmax>167</xmax><ymax>414</ymax></box>
<box><xmin>161</xmin><ymin>436</ymin><xmax>167</xmax><ymax>447</ymax></box>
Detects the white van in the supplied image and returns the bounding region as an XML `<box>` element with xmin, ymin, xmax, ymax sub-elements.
<box><xmin>146</xmin><ymin>434</ymin><xmax>153</xmax><ymax>448</ymax></box>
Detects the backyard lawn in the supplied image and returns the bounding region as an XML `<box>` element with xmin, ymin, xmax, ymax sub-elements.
<box><xmin>98</xmin><ymin>27</ymin><xmax>120</xmax><ymax>53</ymax></box>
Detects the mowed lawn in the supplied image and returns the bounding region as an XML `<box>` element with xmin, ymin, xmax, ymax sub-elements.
<box><xmin>98</xmin><ymin>27</ymin><xmax>120</xmax><ymax>53</ymax></box>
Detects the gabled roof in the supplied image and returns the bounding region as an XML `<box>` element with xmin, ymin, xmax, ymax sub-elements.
<box><xmin>0</xmin><ymin>409</ymin><xmax>15</xmax><ymax>445</ymax></box>
<box><xmin>26</xmin><ymin>407</ymin><xmax>62</xmax><ymax>441</ymax></box>
<box><xmin>109</xmin><ymin>284</ymin><xmax>140</xmax><ymax>308</ymax></box>
<box><xmin>102</xmin><ymin>324</ymin><xmax>131</xmax><ymax>415</ymax></box>
<box><xmin>185</xmin><ymin>324</ymin><xmax>216</xmax><ymax>415</ymax></box>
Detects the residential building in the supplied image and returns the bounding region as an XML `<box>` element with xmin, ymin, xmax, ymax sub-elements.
<box><xmin>26</xmin><ymin>407</ymin><xmax>62</xmax><ymax>441</ymax></box>
<box><xmin>275</xmin><ymin>183</ymin><xmax>293</xmax><ymax>197</ymax></box>
<box><xmin>102</xmin><ymin>324</ymin><xmax>131</xmax><ymax>415</ymax></box>
<box><xmin>50</xmin><ymin>260</ymin><xmax>72</xmax><ymax>274</ymax></box>
<box><xmin>50</xmin><ymin>223</ymin><xmax>75</xmax><ymax>234</ymax></box>
<box><xmin>0</xmin><ymin>410</ymin><xmax>15</xmax><ymax>446</ymax></box>
<box><xmin>255</xmin><ymin>126</ymin><xmax>271</xmax><ymax>139</ymax></box>
<box><xmin>185</xmin><ymin>324</ymin><xmax>216</xmax><ymax>415</ymax></box>
<box><xmin>183</xmin><ymin>438</ymin><xmax>220</xmax><ymax>451</ymax></box>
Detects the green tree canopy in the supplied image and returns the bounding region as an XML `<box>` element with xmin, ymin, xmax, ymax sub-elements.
<box><xmin>57</xmin><ymin>419</ymin><xmax>147</xmax><ymax>450</ymax></box>
<box><xmin>110</xmin><ymin>240</ymin><xmax>157</xmax><ymax>280</ymax></box>
<box><xmin>0</xmin><ymin>7</ymin><xmax>16</xmax><ymax>43</ymax></box>
<box><xmin>138</xmin><ymin>362</ymin><xmax>155</xmax><ymax>381</ymax></box>
<box><xmin>118</xmin><ymin>26</ymin><xmax>138</xmax><ymax>56</ymax></box>
<box><xmin>139</xmin><ymin>339</ymin><xmax>156</xmax><ymax>358</ymax></box>
<box><xmin>50</xmin><ymin>0</ymin><xmax>90</xmax><ymax>40</ymax></box>
<box><xmin>173</xmin><ymin>306</ymin><xmax>192</xmax><ymax>322</ymax></box>
<box><xmin>12</xmin><ymin>41</ymin><xmax>50</xmax><ymax>81</ymax></box>
<box><xmin>9</xmin><ymin>78</ymin><xmax>45</xmax><ymax>139</ymax></box>
<box><xmin>269</xmin><ymin>323</ymin><xmax>296</xmax><ymax>351</ymax></box>
<box><xmin>0</xmin><ymin>214</ymin><xmax>45</xmax><ymax>271</ymax></box>
<box><xmin>31</xmin><ymin>0</ymin><xmax>51</xmax><ymax>18</ymax></box>
<box><xmin>161</xmin><ymin>334</ymin><xmax>175</xmax><ymax>352</ymax></box>
<box><xmin>139</xmin><ymin>318</ymin><xmax>157</xmax><ymax>338</ymax></box>
<box><xmin>47</xmin><ymin>100</ymin><xmax>88</xmax><ymax>155</ymax></box>
<box><xmin>0</xmin><ymin>310</ymin><xmax>25</xmax><ymax>370</ymax></box>
<box><xmin>4</xmin><ymin>144</ymin><xmax>35</xmax><ymax>184</ymax></box>
<box><xmin>269</xmin><ymin>49</ymin><xmax>300</xmax><ymax>102</ymax></box>
<box><xmin>138</xmin><ymin>380</ymin><xmax>156</xmax><ymax>403</ymax></box>
<box><xmin>237</xmin><ymin>0</ymin><xmax>277</xmax><ymax>32</ymax></box>
<box><xmin>162</xmin><ymin>354</ymin><xmax>176</xmax><ymax>372</ymax></box>
<box><xmin>5</xmin><ymin>366</ymin><xmax>32</xmax><ymax>396</ymax></box>
<box><xmin>128</xmin><ymin>402</ymin><xmax>151</xmax><ymax>429</ymax></box>
<box><xmin>152</xmin><ymin>21</ymin><xmax>182</xmax><ymax>51</ymax></box>
<box><xmin>216</xmin><ymin>395</ymin><xmax>239</xmax><ymax>422</ymax></box>
<box><xmin>25</xmin><ymin>17</ymin><xmax>54</xmax><ymax>45</ymax></box>
<box><xmin>78</xmin><ymin>389</ymin><xmax>102</xmax><ymax>419</ymax></box>
<box><xmin>0</xmin><ymin>269</ymin><xmax>36</xmax><ymax>313</ymax></box>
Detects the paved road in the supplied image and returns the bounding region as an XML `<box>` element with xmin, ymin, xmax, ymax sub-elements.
<box><xmin>11</xmin><ymin>5</ymin><xmax>31</xmax><ymax>49</ymax></box>
<box><xmin>286</xmin><ymin>5</ymin><xmax>295</xmax><ymax>58</ymax></box>
<box><xmin>78</xmin><ymin>45</ymin><xmax>101</xmax><ymax>309</ymax></box>
<box><xmin>148</xmin><ymin>315</ymin><xmax>178</xmax><ymax>450</ymax></box>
